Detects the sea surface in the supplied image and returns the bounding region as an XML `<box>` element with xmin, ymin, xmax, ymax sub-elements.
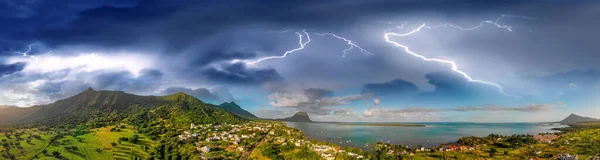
<box><xmin>284</xmin><ymin>122</ymin><xmax>565</xmax><ymax>150</ymax></box>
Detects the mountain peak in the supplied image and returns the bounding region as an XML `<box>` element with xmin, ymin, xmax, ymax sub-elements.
<box><xmin>295</xmin><ymin>112</ymin><xmax>308</xmax><ymax>116</ymax></box>
<box><xmin>277</xmin><ymin>112</ymin><xmax>313</xmax><ymax>122</ymax></box>
<box><xmin>559</xmin><ymin>113</ymin><xmax>598</xmax><ymax>124</ymax></box>
<box><xmin>84</xmin><ymin>87</ymin><xmax>96</xmax><ymax>92</ymax></box>
<box><xmin>218</xmin><ymin>102</ymin><xmax>257</xmax><ymax>119</ymax></box>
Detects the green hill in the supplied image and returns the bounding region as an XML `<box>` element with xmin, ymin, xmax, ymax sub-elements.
<box><xmin>1</xmin><ymin>88</ymin><xmax>245</xmax><ymax>128</ymax></box>
<box><xmin>126</xmin><ymin>92</ymin><xmax>246</xmax><ymax>130</ymax></box>
<box><xmin>217</xmin><ymin>102</ymin><xmax>258</xmax><ymax>119</ymax></box>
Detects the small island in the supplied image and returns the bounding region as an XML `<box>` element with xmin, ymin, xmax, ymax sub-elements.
<box><xmin>334</xmin><ymin>123</ymin><xmax>426</xmax><ymax>127</ymax></box>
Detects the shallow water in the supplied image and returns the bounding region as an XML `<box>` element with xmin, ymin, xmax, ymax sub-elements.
<box><xmin>284</xmin><ymin>122</ymin><xmax>565</xmax><ymax>149</ymax></box>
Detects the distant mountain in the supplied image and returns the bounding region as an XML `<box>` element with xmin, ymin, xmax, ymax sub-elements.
<box><xmin>276</xmin><ymin>112</ymin><xmax>313</xmax><ymax>122</ymax></box>
<box><xmin>559</xmin><ymin>113</ymin><xmax>598</xmax><ymax>125</ymax></box>
<box><xmin>0</xmin><ymin>105</ymin><xmax>38</xmax><ymax>125</ymax></box>
<box><xmin>218</xmin><ymin>102</ymin><xmax>258</xmax><ymax>119</ymax></box>
<box><xmin>1</xmin><ymin>88</ymin><xmax>246</xmax><ymax>128</ymax></box>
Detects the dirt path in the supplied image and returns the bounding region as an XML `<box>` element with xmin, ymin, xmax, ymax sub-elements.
<box><xmin>241</xmin><ymin>131</ymin><xmax>271</xmax><ymax>160</ymax></box>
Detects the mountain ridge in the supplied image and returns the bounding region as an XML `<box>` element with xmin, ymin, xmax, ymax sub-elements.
<box><xmin>0</xmin><ymin>88</ymin><xmax>246</xmax><ymax>128</ymax></box>
<box><xmin>217</xmin><ymin>102</ymin><xmax>258</xmax><ymax>119</ymax></box>
<box><xmin>559</xmin><ymin>113</ymin><xmax>598</xmax><ymax>125</ymax></box>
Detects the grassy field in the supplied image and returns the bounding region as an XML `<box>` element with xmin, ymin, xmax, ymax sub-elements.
<box><xmin>1</xmin><ymin>124</ymin><xmax>156</xmax><ymax>160</ymax></box>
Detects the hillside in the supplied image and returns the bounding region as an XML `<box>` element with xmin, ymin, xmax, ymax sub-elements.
<box><xmin>276</xmin><ymin>112</ymin><xmax>313</xmax><ymax>122</ymax></box>
<box><xmin>126</xmin><ymin>92</ymin><xmax>246</xmax><ymax>130</ymax></box>
<box><xmin>217</xmin><ymin>102</ymin><xmax>258</xmax><ymax>119</ymax></box>
<box><xmin>559</xmin><ymin>113</ymin><xmax>598</xmax><ymax>125</ymax></box>
<box><xmin>0</xmin><ymin>105</ymin><xmax>39</xmax><ymax>125</ymax></box>
<box><xmin>1</xmin><ymin>88</ymin><xmax>245</xmax><ymax>128</ymax></box>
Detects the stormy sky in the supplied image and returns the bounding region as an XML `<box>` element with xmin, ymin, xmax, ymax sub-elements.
<box><xmin>1</xmin><ymin>0</ymin><xmax>599</xmax><ymax>122</ymax></box>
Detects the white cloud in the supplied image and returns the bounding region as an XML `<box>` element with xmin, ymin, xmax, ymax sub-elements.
<box><xmin>8</xmin><ymin>53</ymin><xmax>155</xmax><ymax>76</ymax></box>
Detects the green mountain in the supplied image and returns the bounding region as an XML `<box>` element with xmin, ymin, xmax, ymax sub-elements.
<box><xmin>559</xmin><ymin>113</ymin><xmax>598</xmax><ymax>125</ymax></box>
<box><xmin>277</xmin><ymin>112</ymin><xmax>313</xmax><ymax>122</ymax></box>
<box><xmin>0</xmin><ymin>105</ymin><xmax>39</xmax><ymax>125</ymax></box>
<box><xmin>1</xmin><ymin>88</ymin><xmax>245</xmax><ymax>128</ymax></box>
<box><xmin>217</xmin><ymin>102</ymin><xmax>258</xmax><ymax>119</ymax></box>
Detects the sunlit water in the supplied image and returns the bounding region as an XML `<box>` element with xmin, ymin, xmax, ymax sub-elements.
<box><xmin>284</xmin><ymin>122</ymin><xmax>565</xmax><ymax>150</ymax></box>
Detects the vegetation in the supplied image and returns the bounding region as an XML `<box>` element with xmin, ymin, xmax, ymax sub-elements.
<box><xmin>2</xmin><ymin>89</ymin><xmax>599</xmax><ymax>159</ymax></box>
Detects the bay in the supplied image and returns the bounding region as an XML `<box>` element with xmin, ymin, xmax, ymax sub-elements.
<box><xmin>284</xmin><ymin>122</ymin><xmax>565</xmax><ymax>150</ymax></box>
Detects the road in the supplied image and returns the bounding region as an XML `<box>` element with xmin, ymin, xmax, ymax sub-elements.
<box><xmin>241</xmin><ymin>131</ymin><xmax>271</xmax><ymax>160</ymax></box>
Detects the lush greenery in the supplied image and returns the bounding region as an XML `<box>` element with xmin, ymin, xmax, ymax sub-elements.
<box><xmin>1</xmin><ymin>89</ymin><xmax>599</xmax><ymax>159</ymax></box>
<box><xmin>0</xmin><ymin>89</ymin><xmax>246</xmax><ymax>160</ymax></box>
<box><xmin>0</xmin><ymin>124</ymin><xmax>155</xmax><ymax>160</ymax></box>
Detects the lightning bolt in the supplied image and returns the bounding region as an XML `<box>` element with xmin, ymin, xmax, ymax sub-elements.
<box><xmin>312</xmin><ymin>32</ymin><xmax>373</xmax><ymax>57</ymax></box>
<box><xmin>232</xmin><ymin>29</ymin><xmax>311</xmax><ymax>65</ymax></box>
<box><xmin>384</xmin><ymin>15</ymin><xmax>534</xmax><ymax>97</ymax></box>
<box><xmin>13</xmin><ymin>43</ymin><xmax>52</xmax><ymax>61</ymax></box>
<box><xmin>235</xmin><ymin>29</ymin><xmax>372</xmax><ymax>65</ymax></box>
<box><xmin>14</xmin><ymin>43</ymin><xmax>38</xmax><ymax>57</ymax></box>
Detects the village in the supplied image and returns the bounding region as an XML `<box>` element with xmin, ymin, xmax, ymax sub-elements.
<box><xmin>177</xmin><ymin>121</ymin><xmax>272</xmax><ymax>158</ymax></box>
<box><xmin>176</xmin><ymin>121</ymin><xmax>368</xmax><ymax>159</ymax></box>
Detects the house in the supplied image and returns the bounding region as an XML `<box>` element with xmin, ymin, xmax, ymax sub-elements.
<box><xmin>534</xmin><ymin>134</ymin><xmax>559</xmax><ymax>143</ymax></box>
<box><xmin>200</xmin><ymin>146</ymin><xmax>211</xmax><ymax>153</ymax></box>
<box><xmin>559</xmin><ymin>154</ymin><xmax>577</xmax><ymax>160</ymax></box>
<box><xmin>450</xmin><ymin>145</ymin><xmax>457</xmax><ymax>151</ymax></box>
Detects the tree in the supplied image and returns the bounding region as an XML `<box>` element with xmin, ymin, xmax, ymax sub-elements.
<box><xmin>490</xmin><ymin>147</ymin><xmax>498</xmax><ymax>157</ymax></box>
<box><xmin>52</xmin><ymin>151</ymin><xmax>61</xmax><ymax>157</ymax></box>
<box><xmin>111</xmin><ymin>142</ymin><xmax>117</xmax><ymax>147</ymax></box>
<box><xmin>129</xmin><ymin>135</ymin><xmax>139</xmax><ymax>144</ymax></box>
<box><xmin>42</xmin><ymin>150</ymin><xmax>47</xmax><ymax>154</ymax></box>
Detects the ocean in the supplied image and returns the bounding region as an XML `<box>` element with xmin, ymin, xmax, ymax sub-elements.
<box><xmin>284</xmin><ymin>122</ymin><xmax>565</xmax><ymax>150</ymax></box>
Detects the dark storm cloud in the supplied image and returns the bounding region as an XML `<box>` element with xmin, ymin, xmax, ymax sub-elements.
<box><xmin>526</xmin><ymin>69</ymin><xmax>600</xmax><ymax>101</ymax></box>
<box><xmin>160</xmin><ymin>87</ymin><xmax>220</xmax><ymax>102</ymax></box>
<box><xmin>415</xmin><ymin>71</ymin><xmax>506</xmax><ymax>104</ymax></box>
<box><xmin>202</xmin><ymin>63</ymin><xmax>284</xmax><ymax>85</ymax></box>
<box><xmin>1</xmin><ymin>0</ymin><xmax>540</xmax><ymax>50</ymax></box>
<box><xmin>86</xmin><ymin>69</ymin><xmax>163</xmax><ymax>93</ymax></box>
<box><xmin>0</xmin><ymin>0</ymin><xmax>139</xmax><ymax>49</ymax></box>
<box><xmin>37</xmin><ymin>69</ymin><xmax>164</xmax><ymax>100</ymax></box>
<box><xmin>268</xmin><ymin>88</ymin><xmax>368</xmax><ymax>115</ymax></box>
<box><xmin>193</xmin><ymin>50</ymin><xmax>256</xmax><ymax>65</ymax></box>
<box><xmin>0</xmin><ymin>62</ymin><xmax>26</xmax><ymax>76</ymax></box>
<box><xmin>159</xmin><ymin>86</ymin><xmax>235</xmax><ymax>103</ymax></box>
<box><xmin>361</xmin><ymin>71</ymin><xmax>507</xmax><ymax>105</ymax></box>
<box><xmin>362</xmin><ymin>79</ymin><xmax>418</xmax><ymax>96</ymax></box>
<box><xmin>2</xmin><ymin>0</ymin><xmax>600</xmax><ymax>118</ymax></box>
<box><xmin>303</xmin><ymin>88</ymin><xmax>334</xmax><ymax>101</ymax></box>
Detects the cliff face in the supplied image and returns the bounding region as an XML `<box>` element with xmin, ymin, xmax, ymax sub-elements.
<box><xmin>218</xmin><ymin>102</ymin><xmax>258</xmax><ymax>119</ymax></box>
<box><xmin>278</xmin><ymin>112</ymin><xmax>313</xmax><ymax>122</ymax></box>
<box><xmin>559</xmin><ymin>113</ymin><xmax>598</xmax><ymax>125</ymax></box>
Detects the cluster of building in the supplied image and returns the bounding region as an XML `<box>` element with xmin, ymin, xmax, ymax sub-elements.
<box><xmin>376</xmin><ymin>143</ymin><xmax>478</xmax><ymax>157</ymax></box>
<box><xmin>270</xmin><ymin>134</ymin><xmax>364</xmax><ymax>159</ymax></box>
<box><xmin>177</xmin><ymin>121</ymin><xmax>275</xmax><ymax>157</ymax></box>
<box><xmin>533</xmin><ymin>134</ymin><xmax>560</xmax><ymax>144</ymax></box>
